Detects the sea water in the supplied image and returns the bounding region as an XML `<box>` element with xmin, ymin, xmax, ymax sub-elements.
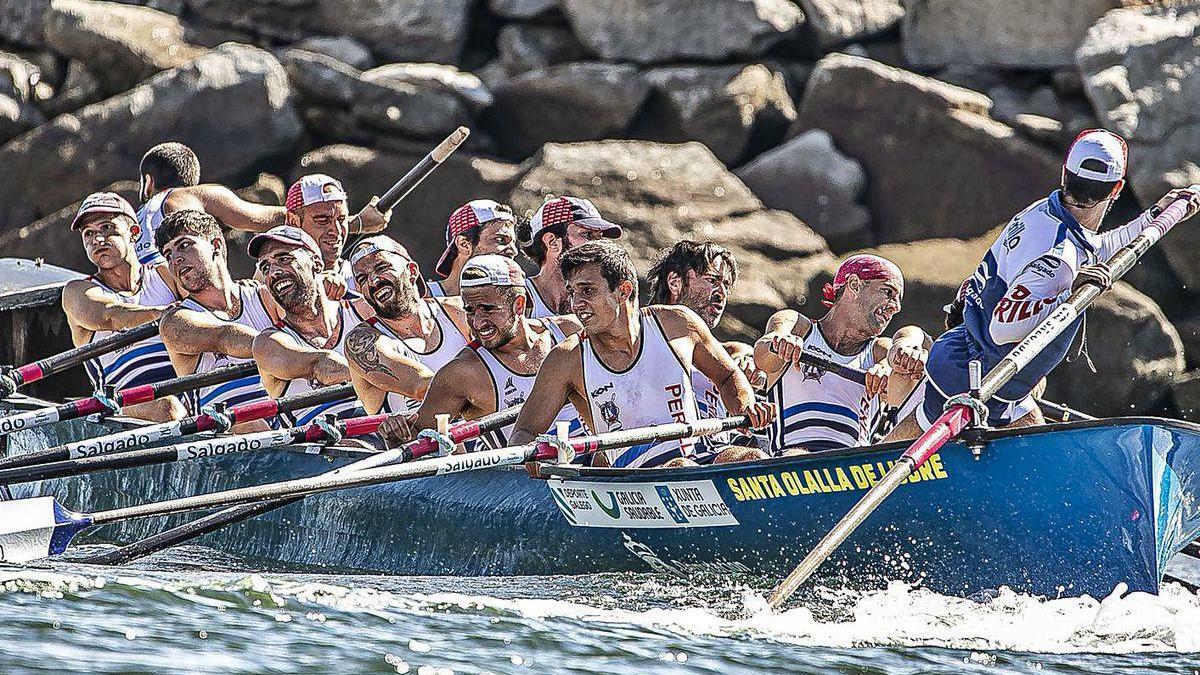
<box><xmin>2</xmin><ymin>547</ymin><xmax>1198</xmax><ymax>674</ymax></box>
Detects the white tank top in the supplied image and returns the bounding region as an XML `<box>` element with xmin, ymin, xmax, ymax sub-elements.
<box><xmin>274</xmin><ymin>302</ymin><xmax>369</xmax><ymax>427</ymax></box>
<box><xmin>84</xmin><ymin>264</ymin><xmax>178</xmax><ymax>392</ymax></box>
<box><xmin>472</xmin><ymin>319</ymin><xmax>586</xmax><ymax>449</ymax></box>
<box><xmin>580</xmin><ymin>310</ymin><xmax>698</xmax><ymax>468</ymax></box>
<box><xmin>372</xmin><ymin>299</ymin><xmax>469</xmax><ymax>414</ymax></box>
<box><xmin>134</xmin><ymin>190</ymin><xmax>170</xmax><ymax>265</ymax></box>
<box><xmin>425</xmin><ymin>280</ymin><xmax>447</xmax><ymax>298</ymax></box>
<box><xmin>525</xmin><ymin>276</ymin><xmax>556</xmax><ymax>319</ymax></box>
<box><xmin>766</xmin><ymin>322</ymin><xmax>880</xmax><ymax>453</ymax></box>
<box><xmin>181</xmin><ymin>282</ymin><xmax>275</xmax><ymax>415</ymax></box>
<box><xmin>333</xmin><ymin>258</ymin><xmax>358</xmax><ymax>295</ymax></box>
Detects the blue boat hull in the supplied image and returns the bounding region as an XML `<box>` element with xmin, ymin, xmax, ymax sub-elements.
<box><xmin>5</xmin><ymin>407</ymin><xmax>1199</xmax><ymax>599</ymax></box>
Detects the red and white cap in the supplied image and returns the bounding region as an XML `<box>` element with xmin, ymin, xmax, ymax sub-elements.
<box><xmin>1064</xmin><ymin>129</ymin><xmax>1127</xmax><ymax>182</ymax></box>
<box><xmin>434</xmin><ymin>199</ymin><xmax>516</xmax><ymax>279</ymax></box>
<box><xmin>528</xmin><ymin>196</ymin><xmax>622</xmax><ymax>241</ymax></box>
<box><xmin>247</xmin><ymin>225</ymin><xmax>322</xmax><ymax>259</ymax></box>
<box><xmin>71</xmin><ymin>191</ymin><xmax>138</xmax><ymax>230</ymax></box>
<box><xmin>286</xmin><ymin>174</ymin><xmax>348</xmax><ymax>212</ymax></box>
<box><xmin>822</xmin><ymin>254</ymin><xmax>904</xmax><ymax>307</ymax></box>
<box><xmin>460</xmin><ymin>254</ymin><xmax>526</xmax><ymax>289</ymax></box>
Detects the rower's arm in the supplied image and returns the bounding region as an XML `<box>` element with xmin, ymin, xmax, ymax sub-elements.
<box><xmin>166</xmin><ymin>185</ymin><xmax>286</xmax><ymax>233</ymax></box>
<box><xmin>344</xmin><ymin>323</ymin><xmax>433</xmax><ymax>401</ymax></box>
<box><xmin>753</xmin><ymin>309</ymin><xmax>810</xmax><ymax>375</ymax></box>
<box><xmin>61</xmin><ymin>279</ymin><xmax>168</xmax><ymax>333</ymax></box>
<box><xmin>159</xmin><ymin>306</ymin><xmax>259</xmax><ymax>359</ymax></box>
<box><xmin>252</xmin><ymin>329</ymin><xmax>350</xmax><ymax>395</ymax></box>
<box><xmin>411</xmin><ymin>353</ymin><xmax>478</xmax><ymax>430</ymax></box>
<box><xmin>547</xmin><ymin>314</ymin><xmax>584</xmax><ymax>337</ymax></box>
<box><xmin>510</xmin><ymin>341</ymin><xmax>580</xmax><ymax>446</ymax></box>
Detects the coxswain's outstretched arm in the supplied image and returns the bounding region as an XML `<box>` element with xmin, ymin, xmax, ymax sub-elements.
<box><xmin>344</xmin><ymin>323</ymin><xmax>433</xmax><ymax>414</ymax></box>
<box><xmin>252</xmin><ymin>328</ymin><xmax>350</xmax><ymax>397</ymax></box>
<box><xmin>166</xmin><ymin>185</ymin><xmax>286</xmax><ymax>233</ymax></box>
<box><xmin>509</xmin><ymin>339</ymin><xmax>584</xmax><ymax>446</ymax></box>
<box><xmin>61</xmin><ymin>279</ymin><xmax>169</xmax><ymax>336</ymax></box>
<box><xmin>1097</xmin><ymin>187</ymin><xmax>1200</xmax><ymax>260</ymax></box>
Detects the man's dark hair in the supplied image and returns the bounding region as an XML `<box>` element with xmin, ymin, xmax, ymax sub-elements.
<box><xmin>140</xmin><ymin>142</ymin><xmax>201</xmax><ymax>190</ymax></box>
<box><xmin>1062</xmin><ymin>164</ymin><xmax>1119</xmax><ymax>206</ymax></box>
<box><xmin>647</xmin><ymin>240</ymin><xmax>738</xmax><ymax>305</ymax></box>
<box><xmin>560</xmin><ymin>240</ymin><xmax>637</xmax><ymax>292</ymax></box>
<box><xmin>517</xmin><ymin>217</ymin><xmax>566</xmax><ymax>266</ymax></box>
<box><xmin>155</xmin><ymin>209</ymin><xmax>223</xmax><ymax>250</ymax></box>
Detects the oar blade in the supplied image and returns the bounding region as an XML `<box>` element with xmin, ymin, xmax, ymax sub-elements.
<box><xmin>0</xmin><ymin>496</ymin><xmax>92</xmax><ymax>563</ymax></box>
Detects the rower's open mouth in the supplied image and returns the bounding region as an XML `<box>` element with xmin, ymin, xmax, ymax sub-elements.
<box><xmin>373</xmin><ymin>284</ymin><xmax>396</xmax><ymax>302</ymax></box>
<box><xmin>272</xmin><ymin>279</ymin><xmax>296</xmax><ymax>295</ymax></box>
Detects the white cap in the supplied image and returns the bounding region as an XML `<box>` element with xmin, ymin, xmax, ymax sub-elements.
<box><xmin>460</xmin><ymin>254</ymin><xmax>526</xmax><ymax>289</ymax></box>
<box><xmin>1064</xmin><ymin>129</ymin><xmax>1127</xmax><ymax>182</ymax></box>
<box><xmin>286</xmin><ymin>174</ymin><xmax>348</xmax><ymax>212</ymax></box>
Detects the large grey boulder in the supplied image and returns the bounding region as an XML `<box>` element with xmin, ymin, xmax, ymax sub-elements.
<box><xmin>489</xmin><ymin>0</ymin><xmax>557</xmax><ymax>20</ymax></box>
<box><xmin>798</xmin><ymin>0</ymin><xmax>904</xmax><ymax>49</ymax></box>
<box><xmin>901</xmin><ymin>0</ymin><xmax>1120</xmax><ymax>68</ymax></box>
<box><xmin>494</xmin><ymin>24</ymin><xmax>589</xmax><ymax>77</ymax></box>
<box><xmin>44</xmin><ymin>0</ymin><xmax>207</xmax><ymax>95</ymax></box>
<box><xmin>0</xmin><ymin>51</ymin><xmax>41</xmax><ymax>102</ymax></box>
<box><xmin>365</xmin><ymin>63</ymin><xmax>491</xmax><ymax>113</ymax></box>
<box><xmin>293</xmin><ymin>35</ymin><xmax>374</xmax><ymax>70</ymax></box>
<box><xmin>0</xmin><ymin>0</ymin><xmax>52</xmax><ymax>47</ymax></box>
<box><xmin>0</xmin><ymin>93</ymin><xmax>44</xmax><ymax>143</ymax></box>
<box><xmin>736</xmin><ymin>129</ymin><xmax>870</xmax><ymax>252</ymax></box>
<box><xmin>559</xmin><ymin>0</ymin><xmax>804</xmax><ymax>64</ymax></box>
<box><xmin>0</xmin><ymin>43</ymin><xmax>303</xmax><ymax>231</ymax></box>
<box><xmin>794</xmin><ymin>54</ymin><xmax>1059</xmax><ymax>244</ymax></box>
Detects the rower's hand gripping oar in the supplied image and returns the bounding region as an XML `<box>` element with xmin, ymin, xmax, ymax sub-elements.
<box><xmin>3</xmin><ymin>414</ymin><xmax>746</xmax><ymax>563</ymax></box>
<box><xmin>0</xmin><ymin>361</ymin><xmax>256</xmax><ymax>439</ymax></box>
<box><xmin>0</xmin><ymin>321</ymin><xmax>161</xmax><ymax>399</ymax></box>
<box><xmin>766</xmin><ymin>191</ymin><xmax>1199</xmax><ymax>610</ymax></box>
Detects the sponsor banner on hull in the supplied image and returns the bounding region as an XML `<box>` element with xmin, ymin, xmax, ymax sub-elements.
<box><xmin>547</xmin><ymin>479</ymin><xmax>738</xmax><ymax>528</ymax></box>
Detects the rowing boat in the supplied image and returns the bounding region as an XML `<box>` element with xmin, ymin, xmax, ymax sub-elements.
<box><xmin>3</xmin><ymin>395</ymin><xmax>1197</xmax><ymax>599</ymax></box>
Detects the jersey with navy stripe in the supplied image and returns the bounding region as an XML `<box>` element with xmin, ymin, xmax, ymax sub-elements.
<box><xmin>766</xmin><ymin>323</ymin><xmax>880</xmax><ymax>453</ymax></box>
<box><xmin>273</xmin><ymin>302</ymin><xmax>369</xmax><ymax>427</ymax></box>
<box><xmin>84</xmin><ymin>265</ymin><xmax>178</xmax><ymax>392</ymax></box>
<box><xmin>580</xmin><ymin>309</ymin><xmax>698</xmax><ymax>468</ymax></box>
<box><xmin>425</xmin><ymin>280</ymin><xmax>447</xmax><ymax>298</ymax></box>
<box><xmin>372</xmin><ymin>299</ymin><xmax>469</xmax><ymax>415</ymax></box>
<box><xmin>182</xmin><ymin>282</ymin><xmax>275</xmax><ymax>416</ymax></box>
<box><xmin>134</xmin><ymin>190</ymin><xmax>170</xmax><ymax>265</ymax></box>
<box><xmin>525</xmin><ymin>276</ymin><xmax>556</xmax><ymax>319</ymax></box>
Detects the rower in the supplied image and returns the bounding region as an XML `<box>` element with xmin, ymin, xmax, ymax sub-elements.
<box><xmin>248</xmin><ymin>226</ymin><xmax>370</xmax><ymax>427</ymax></box>
<box><xmin>754</xmin><ymin>254</ymin><xmax>929</xmax><ymax>453</ymax></box>
<box><xmin>284</xmin><ymin>174</ymin><xmax>391</xmax><ymax>293</ymax></box>
<box><xmin>377</xmin><ymin>255</ymin><xmax>586</xmax><ymax>449</ymax></box>
<box><xmin>156</xmin><ymin>210</ymin><xmax>280</xmax><ymax>432</ymax></box>
<box><xmin>887</xmin><ymin>129</ymin><xmax>1200</xmax><ymax>441</ymax></box>
<box><xmin>426</xmin><ymin>200</ymin><xmax>519</xmax><ymax>298</ymax></box>
<box><xmin>509</xmin><ymin>241</ymin><xmax>775</xmax><ymax>468</ymax></box>
<box><xmin>345</xmin><ymin>235</ymin><xmax>470</xmax><ymax>414</ymax></box>
<box><xmin>135</xmin><ymin>142</ymin><xmax>288</xmax><ymax>265</ymax></box>
<box><xmin>516</xmin><ymin>196</ymin><xmax>622</xmax><ymax>318</ymax></box>
<box><xmin>60</xmin><ymin>192</ymin><xmax>186</xmax><ymax>422</ymax></box>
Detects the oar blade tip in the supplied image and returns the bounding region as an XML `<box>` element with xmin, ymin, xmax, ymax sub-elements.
<box><xmin>0</xmin><ymin>496</ymin><xmax>90</xmax><ymax>564</ymax></box>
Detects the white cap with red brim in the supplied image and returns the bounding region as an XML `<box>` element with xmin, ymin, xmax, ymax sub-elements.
<box><xmin>70</xmin><ymin>192</ymin><xmax>138</xmax><ymax>230</ymax></box>
<box><xmin>1064</xmin><ymin>129</ymin><xmax>1127</xmax><ymax>182</ymax></box>
<box><xmin>286</xmin><ymin>174</ymin><xmax>348</xmax><ymax>212</ymax></box>
<box><xmin>246</xmin><ymin>225</ymin><xmax>323</xmax><ymax>259</ymax></box>
<box><xmin>460</xmin><ymin>254</ymin><xmax>526</xmax><ymax>289</ymax></box>
<box><xmin>349</xmin><ymin>235</ymin><xmax>428</xmax><ymax>295</ymax></box>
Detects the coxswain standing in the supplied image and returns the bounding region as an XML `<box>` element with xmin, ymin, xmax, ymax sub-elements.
<box><xmin>887</xmin><ymin>129</ymin><xmax>1200</xmax><ymax>440</ymax></box>
<box><xmin>754</xmin><ymin>254</ymin><xmax>929</xmax><ymax>453</ymax></box>
<box><xmin>283</xmin><ymin>174</ymin><xmax>391</xmax><ymax>293</ymax></box>
<box><xmin>516</xmin><ymin>196</ymin><xmax>622</xmax><ymax>318</ymax></box>
<box><xmin>426</xmin><ymin>200</ymin><xmax>519</xmax><ymax>298</ymax></box>
<box><xmin>510</xmin><ymin>241</ymin><xmax>774</xmax><ymax>468</ymax></box>
<box><xmin>60</xmin><ymin>192</ymin><xmax>186</xmax><ymax>421</ymax></box>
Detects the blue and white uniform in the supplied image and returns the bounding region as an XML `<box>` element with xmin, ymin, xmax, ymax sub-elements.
<box><xmin>525</xmin><ymin>276</ymin><xmax>556</xmax><ymax>319</ymax></box>
<box><xmin>765</xmin><ymin>323</ymin><xmax>881</xmax><ymax>453</ymax></box>
<box><xmin>271</xmin><ymin>302</ymin><xmax>369</xmax><ymax>428</ymax></box>
<box><xmin>182</xmin><ymin>282</ymin><xmax>276</xmax><ymax>417</ymax></box>
<box><xmin>580</xmin><ymin>309</ymin><xmax>699</xmax><ymax>468</ymax></box>
<box><xmin>371</xmin><ymin>299</ymin><xmax>470</xmax><ymax>414</ymax></box>
<box><xmin>84</xmin><ymin>265</ymin><xmax>178</xmax><ymax>392</ymax></box>
<box><xmin>425</xmin><ymin>280</ymin><xmax>447</xmax><ymax>298</ymax></box>
<box><xmin>134</xmin><ymin>190</ymin><xmax>170</xmax><ymax>265</ymax></box>
<box><xmin>909</xmin><ymin>191</ymin><xmax>1156</xmax><ymax>429</ymax></box>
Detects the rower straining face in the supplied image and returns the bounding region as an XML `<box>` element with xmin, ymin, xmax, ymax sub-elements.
<box><xmin>671</xmin><ymin>258</ymin><xmax>733</xmax><ymax>330</ymax></box>
<box><xmin>161</xmin><ymin>234</ymin><xmax>225</xmax><ymax>294</ymax></box>
<box><xmin>462</xmin><ymin>285</ymin><xmax>525</xmax><ymax>349</ymax></box>
<box><xmin>256</xmin><ymin>241</ymin><xmax>320</xmax><ymax>312</ymax></box>
<box><xmin>566</xmin><ymin>263</ymin><xmax>633</xmax><ymax>332</ymax></box>
<box><xmin>78</xmin><ymin>214</ymin><xmax>139</xmax><ymax>271</ymax></box>
<box><xmin>458</xmin><ymin>220</ymin><xmax>518</xmax><ymax>263</ymax></box>
<box><xmin>352</xmin><ymin>250</ymin><xmax>420</xmax><ymax>320</ymax></box>
<box><xmin>292</xmin><ymin>200</ymin><xmax>349</xmax><ymax>270</ymax></box>
<box><xmin>844</xmin><ymin>276</ymin><xmax>903</xmax><ymax>334</ymax></box>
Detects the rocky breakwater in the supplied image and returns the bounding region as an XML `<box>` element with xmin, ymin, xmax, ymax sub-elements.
<box><xmin>0</xmin><ymin>0</ymin><xmax>1197</xmax><ymax>419</ymax></box>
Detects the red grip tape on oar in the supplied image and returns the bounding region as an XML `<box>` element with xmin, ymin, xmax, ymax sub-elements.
<box><xmin>117</xmin><ymin>385</ymin><xmax>157</xmax><ymax>407</ymax></box>
<box><xmin>16</xmin><ymin>364</ymin><xmax>43</xmax><ymax>384</ymax></box>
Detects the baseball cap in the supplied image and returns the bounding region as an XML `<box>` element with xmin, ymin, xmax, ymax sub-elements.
<box><xmin>286</xmin><ymin>174</ymin><xmax>348</xmax><ymax>212</ymax></box>
<box><xmin>460</xmin><ymin>254</ymin><xmax>526</xmax><ymax>289</ymax></box>
<box><xmin>71</xmin><ymin>192</ymin><xmax>138</xmax><ymax>230</ymax></box>
<box><xmin>349</xmin><ymin>235</ymin><xmax>427</xmax><ymax>296</ymax></box>
<box><xmin>1064</xmin><ymin>129</ymin><xmax>1127</xmax><ymax>182</ymax></box>
<box><xmin>247</xmin><ymin>225</ymin><xmax>323</xmax><ymax>259</ymax></box>
<box><xmin>821</xmin><ymin>254</ymin><xmax>904</xmax><ymax>307</ymax></box>
<box><xmin>528</xmin><ymin>196</ymin><xmax>622</xmax><ymax>241</ymax></box>
<box><xmin>434</xmin><ymin>200</ymin><xmax>517</xmax><ymax>279</ymax></box>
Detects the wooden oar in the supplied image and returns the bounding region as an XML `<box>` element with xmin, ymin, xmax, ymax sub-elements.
<box><xmin>0</xmin><ymin>361</ymin><xmax>256</xmax><ymax>439</ymax></box>
<box><xmin>767</xmin><ymin>193</ymin><xmax>1197</xmax><ymax>610</ymax></box>
<box><xmin>0</xmin><ymin>383</ymin><xmax>356</xmax><ymax>479</ymax></box>
<box><xmin>83</xmin><ymin>405</ymin><xmax>521</xmax><ymax>565</ymax></box>
<box><xmin>5</xmin><ymin>415</ymin><xmax>744</xmax><ymax>563</ymax></box>
<box><xmin>0</xmin><ymin>321</ymin><xmax>161</xmax><ymax>398</ymax></box>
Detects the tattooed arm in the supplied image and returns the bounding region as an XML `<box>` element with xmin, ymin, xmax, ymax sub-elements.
<box><xmin>345</xmin><ymin>323</ymin><xmax>434</xmax><ymax>414</ymax></box>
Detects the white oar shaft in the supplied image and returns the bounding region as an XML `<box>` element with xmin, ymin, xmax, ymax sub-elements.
<box><xmin>0</xmin><ymin>407</ymin><xmax>61</xmax><ymax>435</ymax></box>
<box><xmin>59</xmin><ymin>421</ymin><xmax>184</xmax><ymax>460</ymax></box>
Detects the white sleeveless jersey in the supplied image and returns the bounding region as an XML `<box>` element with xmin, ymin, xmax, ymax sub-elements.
<box><xmin>84</xmin><ymin>265</ymin><xmax>178</xmax><ymax>392</ymax></box>
<box><xmin>181</xmin><ymin>282</ymin><xmax>275</xmax><ymax>416</ymax></box>
<box><xmin>473</xmin><ymin>319</ymin><xmax>586</xmax><ymax>450</ymax></box>
<box><xmin>525</xmin><ymin>276</ymin><xmax>556</xmax><ymax>319</ymax></box>
<box><xmin>273</xmin><ymin>302</ymin><xmax>369</xmax><ymax>428</ymax></box>
<box><xmin>766</xmin><ymin>323</ymin><xmax>880</xmax><ymax>453</ymax></box>
<box><xmin>372</xmin><ymin>299</ymin><xmax>469</xmax><ymax>414</ymax></box>
<box><xmin>425</xmin><ymin>280</ymin><xmax>447</xmax><ymax>298</ymax></box>
<box><xmin>333</xmin><ymin>258</ymin><xmax>359</xmax><ymax>295</ymax></box>
<box><xmin>134</xmin><ymin>190</ymin><xmax>170</xmax><ymax>265</ymax></box>
<box><xmin>580</xmin><ymin>310</ymin><xmax>698</xmax><ymax>468</ymax></box>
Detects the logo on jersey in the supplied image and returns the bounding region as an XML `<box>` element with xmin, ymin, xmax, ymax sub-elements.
<box><xmin>591</xmin><ymin>382</ymin><xmax>614</xmax><ymax>398</ymax></box>
<box><xmin>504</xmin><ymin>377</ymin><xmax>517</xmax><ymax>397</ymax></box>
<box><xmin>802</xmin><ymin>364</ymin><xmax>825</xmax><ymax>382</ymax></box>
<box><xmin>599</xmin><ymin>393</ymin><xmax>621</xmax><ymax>428</ymax></box>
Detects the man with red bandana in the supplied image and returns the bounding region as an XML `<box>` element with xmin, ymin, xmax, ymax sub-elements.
<box><xmin>753</xmin><ymin>254</ymin><xmax>929</xmax><ymax>453</ymax></box>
